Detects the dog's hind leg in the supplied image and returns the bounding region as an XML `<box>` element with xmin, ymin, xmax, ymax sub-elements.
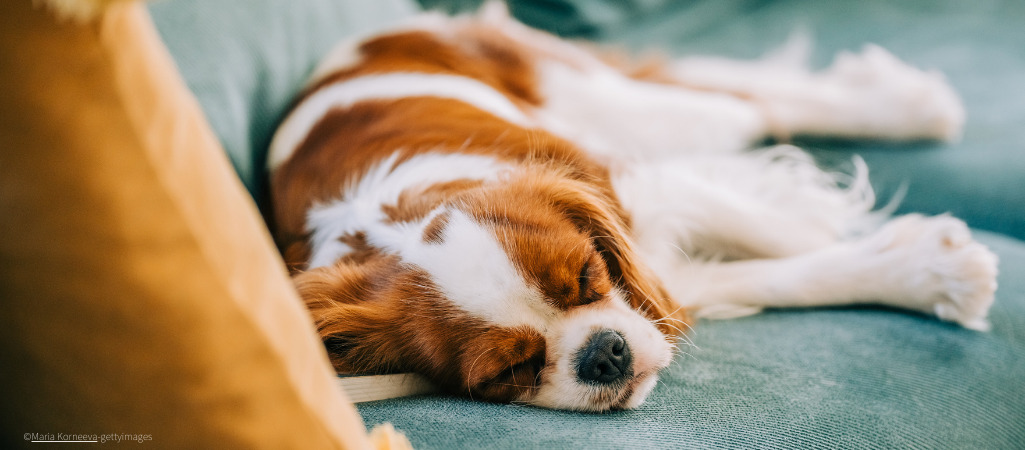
<box><xmin>659</xmin><ymin>214</ymin><xmax>997</xmax><ymax>331</ymax></box>
<box><xmin>532</xmin><ymin>60</ymin><xmax>772</xmax><ymax>160</ymax></box>
<box><xmin>667</xmin><ymin>39</ymin><xmax>964</xmax><ymax>142</ymax></box>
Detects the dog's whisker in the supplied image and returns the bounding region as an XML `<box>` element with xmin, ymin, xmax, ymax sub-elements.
<box><xmin>654</xmin><ymin>308</ymin><xmax>698</xmax><ymax>337</ymax></box>
<box><xmin>533</xmin><ymin>367</ymin><xmax>545</xmax><ymax>387</ymax></box>
<box><xmin>667</xmin><ymin>241</ymin><xmax>694</xmax><ymax>265</ymax></box>
<box><xmin>655</xmin><ymin>321</ymin><xmax>686</xmax><ymax>337</ymax></box>
<box><xmin>465</xmin><ymin>347</ymin><xmax>498</xmax><ymax>400</ymax></box>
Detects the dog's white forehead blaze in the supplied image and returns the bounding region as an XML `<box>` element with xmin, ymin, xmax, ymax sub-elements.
<box><xmin>399</xmin><ymin>209</ymin><xmax>560</xmax><ymax>328</ymax></box>
<box><xmin>268</xmin><ymin>72</ymin><xmax>535</xmax><ymax>171</ymax></box>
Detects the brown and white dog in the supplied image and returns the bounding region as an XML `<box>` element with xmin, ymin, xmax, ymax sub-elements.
<box><xmin>267</xmin><ymin>4</ymin><xmax>998</xmax><ymax>411</ymax></box>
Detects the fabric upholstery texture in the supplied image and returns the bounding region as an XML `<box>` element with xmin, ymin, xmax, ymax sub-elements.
<box><xmin>0</xmin><ymin>1</ymin><xmax>372</xmax><ymax>447</ymax></box>
<box><xmin>144</xmin><ymin>0</ymin><xmax>1025</xmax><ymax>448</ymax></box>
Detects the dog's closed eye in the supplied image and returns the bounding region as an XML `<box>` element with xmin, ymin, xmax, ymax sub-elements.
<box><xmin>578</xmin><ymin>258</ymin><xmax>606</xmax><ymax>306</ymax></box>
<box><xmin>569</xmin><ymin>253</ymin><xmax>611</xmax><ymax>308</ymax></box>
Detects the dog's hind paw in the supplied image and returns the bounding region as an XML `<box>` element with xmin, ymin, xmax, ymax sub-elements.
<box><xmin>826</xmin><ymin>45</ymin><xmax>966</xmax><ymax>142</ymax></box>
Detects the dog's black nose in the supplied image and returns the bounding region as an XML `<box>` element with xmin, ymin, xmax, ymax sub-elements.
<box><xmin>575</xmin><ymin>329</ymin><xmax>633</xmax><ymax>384</ymax></box>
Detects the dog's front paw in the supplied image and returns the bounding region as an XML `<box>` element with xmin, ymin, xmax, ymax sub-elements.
<box><xmin>826</xmin><ymin>45</ymin><xmax>965</xmax><ymax>142</ymax></box>
<box><xmin>869</xmin><ymin>214</ymin><xmax>998</xmax><ymax>330</ymax></box>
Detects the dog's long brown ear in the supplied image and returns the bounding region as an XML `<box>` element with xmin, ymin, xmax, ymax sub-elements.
<box><xmin>292</xmin><ymin>255</ymin><xmax>412</xmax><ymax>374</ymax></box>
<box><xmin>547</xmin><ymin>177</ymin><xmax>691</xmax><ymax>338</ymax></box>
<box><xmin>294</xmin><ymin>255</ymin><xmax>493</xmax><ymax>392</ymax></box>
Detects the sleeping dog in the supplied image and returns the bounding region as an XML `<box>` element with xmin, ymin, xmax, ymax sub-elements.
<box><xmin>267</xmin><ymin>3</ymin><xmax>997</xmax><ymax>411</ymax></box>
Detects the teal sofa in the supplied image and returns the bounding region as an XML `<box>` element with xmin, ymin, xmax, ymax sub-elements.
<box><xmin>151</xmin><ymin>0</ymin><xmax>1025</xmax><ymax>447</ymax></box>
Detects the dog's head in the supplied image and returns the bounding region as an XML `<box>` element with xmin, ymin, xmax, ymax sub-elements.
<box><xmin>295</xmin><ymin>171</ymin><xmax>688</xmax><ymax>411</ymax></box>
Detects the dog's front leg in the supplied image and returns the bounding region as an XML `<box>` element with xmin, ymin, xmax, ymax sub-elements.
<box><xmin>532</xmin><ymin>61</ymin><xmax>770</xmax><ymax>160</ymax></box>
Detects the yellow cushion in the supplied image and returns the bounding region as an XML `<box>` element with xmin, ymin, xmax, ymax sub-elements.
<box><xmin>0</xmin><ymin>1</ymin><xmax>380</xmax><ymax>447</ymax></box>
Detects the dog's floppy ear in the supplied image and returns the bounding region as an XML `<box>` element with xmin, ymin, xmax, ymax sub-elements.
<box><xmin>547</xmin><ymin>178</ymin><xmax>691</xmax><ymax>338</ymax></box>
<box><xmin>292</xmin><ymin>255</ymin><xmax>412</xmax><ymax>374</ymax></box>
<box><xmin>294</xmin><ymin>255</ymin><xmax>496</xmax><ymax>391</ymax></box>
